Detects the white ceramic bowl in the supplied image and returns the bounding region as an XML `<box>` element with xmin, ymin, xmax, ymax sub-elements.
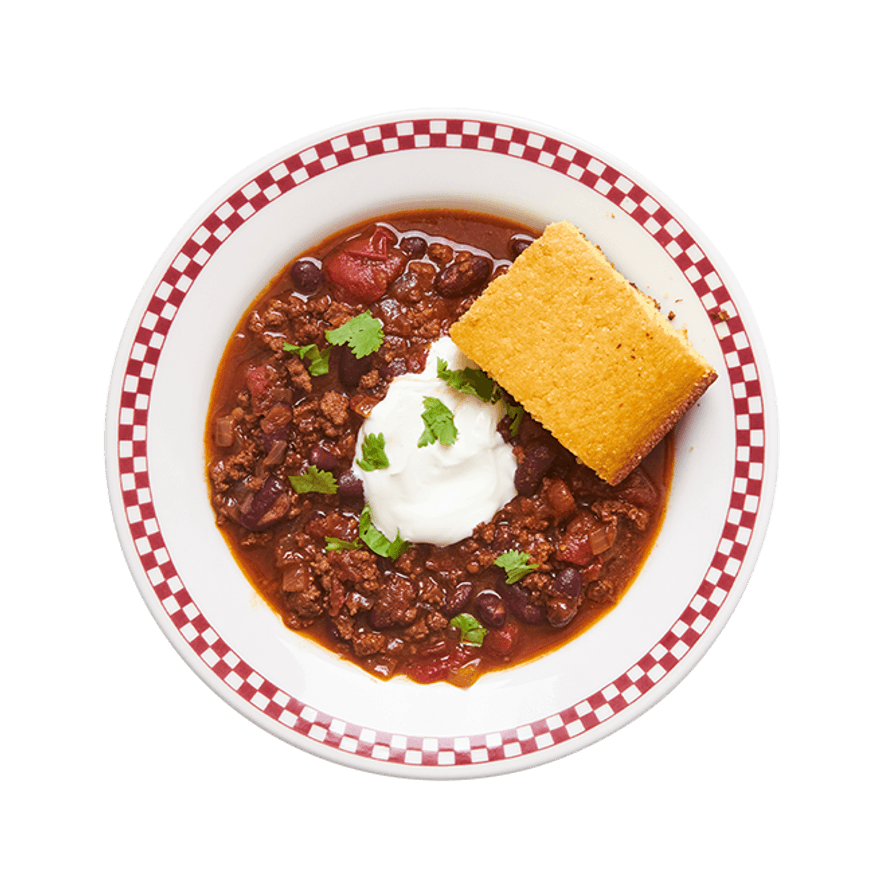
<box><xmin>105</xmin><ymin>110</ymin><xmax>777</xmax><ymax>778</ymax></box>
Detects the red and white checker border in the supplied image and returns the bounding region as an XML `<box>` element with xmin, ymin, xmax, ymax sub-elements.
<box><xmin>114</xmin><ymin>117</ymin><xmax>768</xmax><ymax>771</ymax></box>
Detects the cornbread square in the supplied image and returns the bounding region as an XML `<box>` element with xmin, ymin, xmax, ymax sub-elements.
<box><xmin>450</xmin><ymin>221</ymin><xmax>717</xmax><ymax>485</ymax></box>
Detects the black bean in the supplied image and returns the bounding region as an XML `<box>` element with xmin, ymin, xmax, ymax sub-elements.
<box><xmin>310</xmin><ymin>447</ymin><xmax>339</xmax><ymax>471</ymax></box>
<box><xmin>435</xmin><ymin>254</ymin><xmax>492</xmax><ymax>297</ymax></box>
<box><xmin>339</xmin><ymin>348</ymin><xmax>373</xmax><ymax>388</ymax></box>
<box><xmin>336</xmin><ymin>470</ymin><xmax>364</xmax><ymax>501</ymax></box>
<box><xmin>475</xmin><ymin>591</ymin><xmax>507</xmax><ymax>628</ymax></box>
<box><xmin>443</xmin><ymin>581</ymin><xmax>474</xmax><ymax>617</ymax></box>
<box><xmin>509</xmin><ymin>235</ymin><xmax>535</xmax><ymax>260</ymax></box>
<box><xmin>290</xmin><ymin>259</ymin><xmax>323</xmax><ymax>293</ymax></box>
<box><xmin>550</xmin><ymin>567</ymin><xmax>582</xmax><ymax>600</ymax></box>
<box><xmin>399</xmin><ymin>235</ymin><xmax>427</xmax><ymax>258</ymax></box>
<box><xmin>514</xmin><ymin>444</ymin><xmax>557</xmax><ymax>496</ymax></box>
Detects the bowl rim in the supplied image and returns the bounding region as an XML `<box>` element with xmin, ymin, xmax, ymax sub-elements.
<box><xmin>105</xmin><ymin>108</ymin><xmax>778</xmax><ymax>778</ymax></box>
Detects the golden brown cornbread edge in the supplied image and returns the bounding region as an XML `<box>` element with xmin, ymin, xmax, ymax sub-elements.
<box><xmin>450</xmin><ymin>221</ymin><xmax>718</xmax><ymax>485</ymax></box>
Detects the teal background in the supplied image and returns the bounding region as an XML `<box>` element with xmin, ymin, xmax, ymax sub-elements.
<box><xmin>0</xmin><ymin>0</ymin><xmax>878</xmax><ymax>878</ymax></box>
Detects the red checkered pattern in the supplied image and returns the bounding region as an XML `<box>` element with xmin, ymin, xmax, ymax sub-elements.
<box><xmin>114</xmin><ymin>117</ymin><xmax>768</xmax><ymax>770</ymax></box>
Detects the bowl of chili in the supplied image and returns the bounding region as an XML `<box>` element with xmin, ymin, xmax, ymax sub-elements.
<box><xmin>106</xmin><ymin>109</ymin><xmax>777</xmax><ymax>778</ymax></box>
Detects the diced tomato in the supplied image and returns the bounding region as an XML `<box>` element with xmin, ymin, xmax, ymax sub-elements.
<box><xmin>346</xmin><ymin>227</ymin><xmax>394</xmax><ymax>259</ymax></box>
<box><xmin>556</xmin><ymin>535</ymin><xmax>594</xmax><ymax>565</ymax></box>
<box><xmin>556</xmin><ymin>512</ymin><xmax>597</xmax><ymax>565</ymax></box>
<box><xmin>407</xmin><ymin>643</ymin><xmax>476</xmax><ymax>685</ymax></box>
<box><xmin>245</xmin><ymin>364</ymin><xmax>272</xmax><ymax>397</ymax></box>
<box><xmin>483</xmin><ymin>622</ymin><xmax>519</xmax><ymax>657</ymax></box>
<box><xmin>325</xmin><ymin>227</ymin><xmax>405</xmax><ymax>304</ymax></box>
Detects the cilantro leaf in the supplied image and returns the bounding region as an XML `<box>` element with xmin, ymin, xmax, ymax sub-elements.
<box><xmin>282</xmin><ymin>342</ymin><xmax>330</xmax><ymax>377</ymax></box>
<box><xmin>436</xmin><ymin>358</ymin><xmax>523</xmax><ymax>436</ymax></box>
<box><xmin>504</xmin><ymin>399</ymin><xmax>525</xmax><ymax>436</ymax></box>
<box><xmin>436</xmin><ymin>359</ymin><xmax>499</xmax><ymax>404</ymax></box>
<box><xmin>493</xmin><ymin>550</ymin><xmax>538</xmax><ymax>584</ymax></box>
<box><xmin>325</xmin><ymin>536</ymin><xmax>363</xmax><ymax>552</ymax></box>
<box><xmin>450</xmin><ymin>613</ymin><xmax>487</xmax><ymax>647</ymax></box>
<box><xmin>356</xmin><ymin>433</ymin><xmax>390</xmax><ymax>472</ymax></box>
<box><xmin>288</xmin><ymin>465</ymin><xmax>338</xmax><ymax>495</ymax></box>
<box><xmin>325</xmin><ymin>311</ymin><xmax>384</xmax><ymax>359</ymax></box>
<box><xmin>358</xmin><ymin>506</ymin><xmax>410</xmax><ymax>560</ymax></box>
<box><xmin>418</xmin><ymin>396</ymin><xmax>458</xmax><ymax>448</ymax></box>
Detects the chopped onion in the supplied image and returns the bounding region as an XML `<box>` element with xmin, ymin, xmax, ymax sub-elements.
<box><xmin>588</xmin><ymin>522</ymin><xmax>617</xmax><ymax>556</ymax></box>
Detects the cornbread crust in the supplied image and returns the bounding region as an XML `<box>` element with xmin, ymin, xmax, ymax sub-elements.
<box><xmin>450</xmin><ymin>221</ymin><xmax>717</xmax><ymax>485</ymax></box>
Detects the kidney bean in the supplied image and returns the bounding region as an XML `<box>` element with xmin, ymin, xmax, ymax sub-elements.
<box><xmin>509</xmin><ymin>234</ymin><xmax>535</xmax><ymax>259</ymax></box>
<box><xmin>399</xmin><ymin>235</ymin><xmax>427</xmax><ymax>258</ymax></box>
<box><xmin>339</xmin><ymin>347</ymin><xmax>373</xmax><ymax>388</ymax></box>
<box><xmin>546</xmin><ymin>597</ymin><xmax>578</xmax><ymax>628</ymax></box>
<box><xmin>389</xmin><ymin>263</ymin><xmax>436</xmax><ymax>303</ymax></box>
<box><xmin>388</xmin><ymin>271</ymin><xmax>423</xmax><ymax>303</ymax></box>
<box><xmin>443</xmin><ymin>581</ymin><xmax>474</xmax><ymax>617</ymax></box>
<box><xmin>550</xmin><ymin>567</ymin><xmax>582</xmax><ymax>600</ymax></box>
<box><xmin>372</xmin><ymin>297</ymin><xmax>416</xmax><ymax>337</ymax></box>
<box><xmin>515</xmin><ymin>444</ymin><xmax>557</xmax><ymax>496</ymax></box>
<box><xmin>336</xmin><ymin>470</ymin><xmax>364</xmax><ymax>502</ymax></box>
<box><xmin>475</xmin><ymin>591</ymin><xmax>506</xmax><ymax>628</ymax></box>
<box><xmin>498</xmin><ymin>581</ymin><xmax>544</xmax><ymax>624</ymax></box>
<box><xmin>309</xmin><ymin>446</ymin><xmax>339</xmax><ymax>471</ymax></box>
<box><xmin>435</xmin><ymin>254</ymin><xmax>492</xmax><ymax>297</ymax></box>
<box><xmin>290</xmin><ymin>259</ymin><xmax>323</xmax><ymax>293</ymax></box>
<box><xmin>238</xmin><ymin>475</ymin><xmax>289</xmax><ymax>530</ymax></box>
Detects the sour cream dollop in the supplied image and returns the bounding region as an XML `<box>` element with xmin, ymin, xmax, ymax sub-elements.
<box><xmin>352</xmin><ymin>336</ymin><xmax>517</xmax><ymax>546</ymax></box>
